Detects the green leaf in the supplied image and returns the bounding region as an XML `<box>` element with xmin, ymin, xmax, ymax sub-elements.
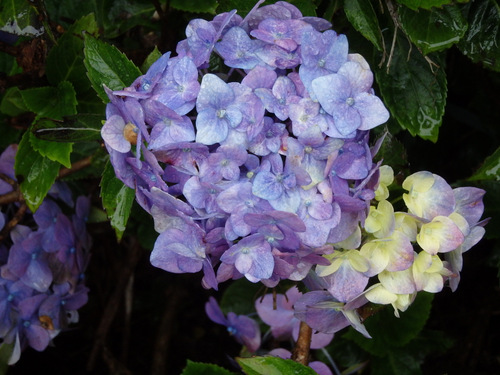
<box><xmin>220</xmin><ymin>278</ymin><xmax>263</xmax><ymax>315</ymax></box>
<box><xmin>375</xmin><ymin>33</ymin><xmax>447</xmax><ymax>142</ymax></box>
<box><xmin>0</xmin><ymin>87</ymin><xmax>29</xmax><ymax>116</ymax></box>
<box><xmin>32</xmin><ymin>114</ymin><xmax>104</xmax><ymax>143</ymax></box>
<box><xmin>458</xmin><ymin>0</ymin><xmax>500</xmax><ymax>72</ymax></box>
<box><xmin>0</xmin><ymin>340</ymin><xmax>14</xmax><ymax>373</ymax></box>
<box><xmin>141</xmin><ymin>46</ymin><xmax>163</xmax><ymax>73</ymax></box>
<box><xmin>237</xmin><ymin>357</ymin><xmax>317</xmax><ymax>375</ymax></box>
<box><xmin>181</xmin><ymin>360</ymin><xmax>237</xmax><ymax>375</ymax></box>
<box><xmin>216</xmin><ymin>0</ymin><xmax>316</xmax><ymax>17</ymax></box>
<box><xmin>170</xmin><ymin>0</ymin><xmax>218</xmax><ymax>14</ymax></box>
<box><xmin>46</xmin><ymin>14</ymin><xmax>99</xmax><ymax>91</ymax></box>
<box><xmin>15</xmin><ymin>131</ymin><xmax>60</xmax><ymax>212</ymax></box>
<box><xmin>286</xmin><ymin>0</ymin><xmax>317</xmax><ymax>16</ymax></box>
<box><xmin>216</xmin><ymin>0</ymin><xmax>263</xmax><ymax>15</ymax></box>
<box><xmin>344</xmin><ymin>0</ymin><xmax>384</xmax><ymax>51</ymax></box>
<box><xmin>399</xmin><ymin>4</ymin><xmax>468</xmax><ymax>55</ymax></box>
<box><xmin>104</xmin><ymin>0</ymin><xmax>156</xmax><ymax>38</ymax></box>
<box><xmin>469</xmin><ymin>146</ymin><xmax>500</xmax><ymax>181</ymax></box>
<box><xmin>344</xmin><ymin>292</ymin><xmax>434</xmax><ymax>356</ymax></box>
<box><xmin>29</xmin><ymin>132</ymin><xmax>73</xmax><ymax>168</ymax></box>
<box><xmin>43</xmin><ymin>0</ymin><xmax>98</xmax><ymax>28</ymax></box>
<box><xmin>83</xmin><ymin>33</ymin><xmax>142</xmax><ymax>102</ymax></box>
<box><xmin>395</xmin><ymin>0</ymin><xmax>453</xmax><ymax>11</ymax></box>
<box><xmin>0</xmin><ymin>50</ymin><xmax>22</xmax><ymax>75</ymax></box>
<box><xmin>370</xmin><ymin>348</ymin><xmax>422</xmax><ymax>375</ymax></box>
<box><xmin>20</xmin><ymin>81</ymin><xmax>77</xmax><ymax>121</ymax></box>
<box><xmin>0</xmin><ymin>0</ymin><xmax>43</xmax><ymax>36</ymax></box>
<box><xmin>100</xmin><ymin>160</ymin><xmax>135</xmax><ymax>240</ymax></box>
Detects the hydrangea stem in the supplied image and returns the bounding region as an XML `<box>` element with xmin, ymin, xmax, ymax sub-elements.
<box><xmin>291</xmin><ymin>320</ymin><xmax>312</xmax><ymax>366</ymax></box>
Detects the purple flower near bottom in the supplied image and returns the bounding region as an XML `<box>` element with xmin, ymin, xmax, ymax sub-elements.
<box><xmin>255</xmin><ymin>286</ymin><xmax>333</xmax><ymax>348</ymax></box>
<box><xmin>205</xmin><ymin>296</ymin><xmax>260</xmax><ymax>352</ymax></box>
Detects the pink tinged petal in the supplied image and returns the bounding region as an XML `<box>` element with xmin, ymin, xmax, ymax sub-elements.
<box><xmin>242</xmin><ymin>65</ymin><xmax>277</xmax><ymax>89</ymax></box>
<box><xmin>309</xmin><ymin>361</ymin><xmax>333</xmax><ymax>375</ymax></box>
<box><xmin>453</xmin><ymin>187</ymin><xmax>485</xmax><ymax>227</ymax></box>
<box><xmin>324</xmin><ymin>263</ymin><xmax>369</xmax><ymax>302</ymax></box>
<box><xmin>461</xmin><ymin>225</ymin><xmax>486</xmax><ymax>252</ymax></box>
<box><xmin>417</xmin><ymin>216</ymin><xmax>465</xmax><ymax>255</ymax></box>
<box><xmin>101</xmin><ymin>115</ymin><xmax>131</xmax><ymax>153</ymax></box>
<box><xmin>386</xmin><ymin>231</ymin><xmax>414</xmax><ymax>272</ymax></box>
<box><xmin>359</xmin><ymin>240</ymin><xmax>390</xmax><ymax>277</ymax></box>
<box><xmin>403</xmin><ymin>171</ymin><xmax>455</xmax><ymax>220</ymax></box>
<box><xmin>255</xmin><ymin>291</ymin><xmax>296</xmax><ymax>339</ymax></box>
<box><xmin>299</xmin><ymin>214</ymin><xmax>339</xmax><ymax>247</ymax></box>
<box><xmin>293</xmin><ymin>291</ymin><xmax>350</xmax><ymax>334</ymax></box>
<box><xmin>378</xmin><ymin>269</ymin><xmax>417</xmax><ymax>295</ymax></box>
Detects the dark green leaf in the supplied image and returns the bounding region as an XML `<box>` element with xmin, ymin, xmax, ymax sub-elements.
<box><xmin>32</xmin><ymin>114</ymin><xmax>104</xmax><ymax>142</ymax></box>
<box><xmin>141</xmin><ymin>46</ymin><xmax>163</xmax><ymax>73</ymax></box>
<box><xmin>220</xmin><ymin>278</ymin><xmax>263</xmax><ymax>315</ymax></box>
<box><xmin>376</xmin><ymin>33</ymin><xmax>447</xmax><ymax>142</ymax></box>
<box><xmin>216</xmin><ymin>0</ymin><xmax>266</xmax><ymax>16</ymax></box>
<box><xmin>286</xmin><ymin>0</ymin><xmax>317</xmax><ymax>16</ymax></box>
<box><xmin>0</xmin><ymin>340</ymin><xmax>14</xmax><ymax>373</ymax></box>
<box><xmin>0</xmin><ymin>87</ymin><xmax>28</xmax><ymax>116</ymax></box>
<box><xmin>83</xmin><ymin>33</ymin><xmax>142</xmax><ymax>102</ymax></box>
<box><xmin>100</xmin><ymin>160</ymin><xmax>135</xmax><ymax>240</ymax></box>
<box><xmin>370</xmin><ymin>348</ymin><xmax>422</xmax><ymax>375</ymax></box>
<box><xmin>469</xmin><ymin>145</ymin><xmax>500</xmax><ymax>181</ymax></box>
<box><xmin>344</xmin><ymin>0</ymin><xmax>384</xmax><ymax>51</ymax></box>
<box><xmin>46</xmin><ymin>14</ymin><xmax>99</xmax><ymax>91</ymax></box>
<box><xmin>399</xmin><ymin>4</ymin><xmax>467</xmax><ymax>54</ymax></box>
<box><xmin>396</xmin><ymin>0</ymin><xmax>453</xmax><ymax>11</ymax></box>
<box><xmin>344</xmin><ymin>292</ymin><xmax>434</xmax><ymax>356</ymax></box>
<box><xmin>237</xmin><ymin>357</ymin><xmax>317</xmax><ymax>375</ymax></box>
<box><xmin>181</xmin><ymin>360</ymin><xmax>237</xmax><ymax>375</ymax></box>
<box><xmin>458</xmin><ymin>0</ymin><xmax>500</xmax><ymax>72</ymax></box>
<box><xmin>15</xmin><ymin>132</ymin><xmax>60</xmax><ymax>212</ymax></box>
<box><xmin>0</xmin><ymin>51</ymin><xmax>22</xmax><ymax>75</ymax></box>
<box><xmin>170</xmin><ymin>0</ymin><xmax>218</xmax><ymax>14</ymax></box>
<box><xmin>20</xmin><ymin>81</ymin><xmax>77</xmax><ymax>121</ymax></box>
<box><xmin>0</xmin><ymin>0</ymin><xmax>43</xmax><ymax>36</ymax></box>
<box><xmin>216</xmin><ymin>0</ymin><xmax>316</xmax><ymax>17</ymax></box>
<box><xmin>29</xmin><ymin>132</ymin><xmax>73</xmax><ymax>168</ymax></box>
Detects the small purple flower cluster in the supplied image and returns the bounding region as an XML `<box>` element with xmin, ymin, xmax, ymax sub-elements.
<box><xmin>206</xmin><ymin>287</ymin><xmax>335</xmax><ymax>375</ymax></box>
<box><xmin>101</xmin><ymin>0</ymin><xmax>390</xmax><ymax>290</ymax></box>
<box><xmin>0</xmin><ymin>145</ymin><xmax>91</xmax><ymax>364</ymax></box>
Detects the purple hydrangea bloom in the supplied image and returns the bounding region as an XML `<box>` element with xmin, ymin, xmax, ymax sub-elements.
<box><xmin>205</xmin><ymin>296</ymin><xmax>260</xmax><ymax>352</ymax></box>
<box><xmin>195</xmin><ymin>74</ymin><xmax>243</xmax><ymax>145</ymax></box>
<box><xmin>312</xmin><ymin>61</ymin><xmax>390</xmax><ymax>136</ymax></box>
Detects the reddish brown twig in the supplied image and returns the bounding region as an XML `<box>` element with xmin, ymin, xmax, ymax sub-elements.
<box><xmin>87</xmin><ymin>240</ymin><xmax>143</xmax><ymax>371</ymax></box>
<box><xmin>291</xmin><ymin>320</ymin><xmax>312</xmax><ymax>366</ymax></box>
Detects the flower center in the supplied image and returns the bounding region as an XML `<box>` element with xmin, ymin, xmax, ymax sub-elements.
<box><xmin>123</xmin><ymin>123</ymin><xmax>138</xmax><ymax>145</ymax></box>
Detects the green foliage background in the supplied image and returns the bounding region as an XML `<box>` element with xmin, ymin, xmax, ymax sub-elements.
<box><xmin>0</xmin><ymin>0</ymin><xmax>499</xmax><ymax>374</ymax></box>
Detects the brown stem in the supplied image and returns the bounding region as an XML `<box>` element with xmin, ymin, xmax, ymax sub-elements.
<box><xmin>0</xmin><ymin>190</ymin><xmax>22</xmax><ymax>206</ymax></box>
<box><xmin>58</xmin><ymin>156</ymin><xmax>93</xmax><ymax>179</ymax></box>
<box><xmin>151</xmin><ymin>287</ymin><xmax>181</xmax><ymax>375</ymax></box>
<box><xmin>86</xmin><ymin>240</ymin><xmax>143</xmax><ymax>371</ymax></box>
<box><xmin>291</xmin><ymin>320</ymin><xmax>312</xmax><ymax>366</ymax></box>
<box><xmin>0</xmin><ymin>202</ymin><xmax>27</xmax><ymax>242</ymax></box>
